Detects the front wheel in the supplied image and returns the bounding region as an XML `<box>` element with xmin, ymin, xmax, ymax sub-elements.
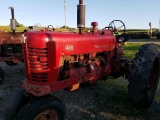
<box><xmin>128</xmin><ymin>43</ymin><xmax>160</xmax><ymax>108</ymax></box>
<box><xmin>14</xmin><ymin>95</ymin><xmax>66</xmax><ymax>120</ymax></box>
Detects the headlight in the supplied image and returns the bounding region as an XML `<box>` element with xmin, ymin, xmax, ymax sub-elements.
<box><xmin>21</xmin><ymin>34</ymin><xmax>26</xmax><ymax>43</ymax></box>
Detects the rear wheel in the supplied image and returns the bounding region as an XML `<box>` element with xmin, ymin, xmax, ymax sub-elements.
<box><xmin>128</xmin><ymin>43</ymin><xmax>160</xmax><ymax>108</ymax></box>
<box><xmin>0</xmin><ymin>68</ymin><xmax>4</xmax><ymax>84</ymax></box>
<box><xmin>14</xmin><ymin>95</ymin><xmax>66</xmax><ymax>120</ymax></box>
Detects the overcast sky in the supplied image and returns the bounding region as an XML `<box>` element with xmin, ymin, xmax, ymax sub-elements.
<box><xmin>0</xmin><ymin>0</ymin><xmax>160</xmax><ymax>29</ymax></box>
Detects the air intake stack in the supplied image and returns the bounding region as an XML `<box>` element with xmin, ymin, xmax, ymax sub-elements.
<box><xmin>77</xmin><ymin>0</ymin><xmax>86</xmax><ymax>34</ymax></box>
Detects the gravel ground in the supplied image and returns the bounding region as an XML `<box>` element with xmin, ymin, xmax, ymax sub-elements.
<box><xmin>0</xmin><ymin>62</ymin><xmax>25</xmax><ymax>120</ymax></box>
<box><xmin>0</xmin><ymin>61</ymin><xmax>160</xmax><ymax>120</ymax></box>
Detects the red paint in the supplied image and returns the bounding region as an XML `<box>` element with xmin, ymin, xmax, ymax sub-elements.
<box><xmin>22</xmin><ymin>29</ymin><xmax>123</xmax><ymax>96</ymax></box>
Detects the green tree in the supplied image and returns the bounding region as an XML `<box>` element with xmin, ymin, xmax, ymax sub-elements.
<box><xmin>61</xmin><ymin>25</ymin><xmax>70</xmax><ymax>29</ymax></box>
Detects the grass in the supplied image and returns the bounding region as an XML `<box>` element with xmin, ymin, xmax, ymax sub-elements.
<box><xmin>0</xmin><ymin>26</ymin><xmax>28</xmax><ymax>32</ymax></box>
<box><xmin>91</xmin><ymin>78</ymin><xmax>160</xmax><ymax>120</ymax></box>
<box><xmin>0</xmin><ymin>26</ymin><xmax>72</xmax><ymax>32</ymax></box>
<box><xmin>0</xmin><ymin>26</ymin><xmax>21</xmax><ymax>32</ymax></box>
<box><xmin>0</xmin><ymin>26</ymin><xmax>156</xmax><ymax>33</ymax></box>
<box><xmin>123</xmin><ymin>43</ymin><xmax>160</xmax><ymax>58</ymax></box>
<box><xmin>123</xmin><ymin>43</ymin><xmax>143</xmax><ymax>59</ymax></box>
<box><xmin>71</xmin><ymin>73</ymin><xmax>160</xmax><ymax>120</ymax></box>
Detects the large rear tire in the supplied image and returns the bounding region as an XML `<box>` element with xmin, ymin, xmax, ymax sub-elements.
<box><xmin>128</xmin><ymin>43</ymin><xmax>160</xmax><ymax>108</ymax></box>
<box><xmin>14</xmin><ymin>95</ymin><xmax>66</xmax><ymax>120</ymax></box>
<box><xmin>0</xmin><ymin>68</ymin><xmax>4</xmax><ymax>84</ymax></box>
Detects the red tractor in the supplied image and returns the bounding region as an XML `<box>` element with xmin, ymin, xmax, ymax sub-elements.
<box><xmin>0</xmin><ymin>7</ymin><xmax>53</xmax><ymax>84</ymax></box>
<box><xmin>0</xmin><ymin>7</ymin><xmax>24</xmax><ymax>84</ymax></box>
<box><xmin>6</xmin><ymin>0</ymin><xmax>160</xmax><ymax>119</ymax></box>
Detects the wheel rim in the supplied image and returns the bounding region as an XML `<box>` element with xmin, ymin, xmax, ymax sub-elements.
<box><xmin>34</xmin><ymin>109</ymin><xmax>58</xmax><ymax>120</ymax></box>
<box><xmin>148</xmin><ymin>57</ymin><xmax>160</xmax><ymax>98</ymax></box>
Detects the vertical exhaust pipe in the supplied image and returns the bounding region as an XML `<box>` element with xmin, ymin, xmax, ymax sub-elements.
<box><xmin>77</xmin><ymin>0</ymin><xmax>85</xmax><ymax>34</ymax></box>
<box><xmin>9</xmin><ymin>7</ymin><xmax>16</xmax><ymax>35</ymax></box>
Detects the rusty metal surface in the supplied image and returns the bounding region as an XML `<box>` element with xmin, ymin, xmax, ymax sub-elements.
<box><xmin>0</xmin><ymin>32</ymin><xmax>22</xmax><ymax>44</ymax></box>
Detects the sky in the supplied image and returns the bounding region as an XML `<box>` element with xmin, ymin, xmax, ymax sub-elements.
<box><xmin>0</xmin><ymin>0</ymin><xmax>160</xmax><ymax>29</ymax></box>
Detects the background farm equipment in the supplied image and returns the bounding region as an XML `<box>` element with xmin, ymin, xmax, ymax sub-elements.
<box><xmin>155</xmin><ymin>29</ymin><xmax>160</xmax><ymax>39</ymax></box>
<box><xmin>125</xmin><ymin>22</ymin><xmax>160</xmax><ymax>39</ymax></box>
<box><xmin>126</xmin><ymin>28</ymin><xmax>160</xmax><ymax>39</ymax></box>
<box><xmin>127</xmin><ymin>30</ymin><xmax>150</xmax><ymax>39</ymax></box>
<box><xmin>0</xmin><ymin>7</ymin><xmax>55</xmax><ymax>84</ymax></box>
<box><xmin>0</xmin><ymin>7</ymin><xmax>24</xmax><ymax>84</ymax></box>
<box><xmin>0</xmin><ymin>31</ymin><xmax>23</xmax><ymax>84</ymax></box>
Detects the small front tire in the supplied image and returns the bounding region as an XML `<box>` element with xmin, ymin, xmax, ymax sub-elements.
<box><xmin>14</xmin><ymin>95</ymin><xmax>66</xmax><ymax>120</ymax></box>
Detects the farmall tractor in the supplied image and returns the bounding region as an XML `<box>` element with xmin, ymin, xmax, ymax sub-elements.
<box><xmin>0</xmin><ymin>7</ymin><xmax>54</xmax><ymax>85</ymax></box>
<box><xmin>6</xmin><ymin>0</ymin><xmax>160</xmax><ymax>120</ymax></box>
<box><xmin>0</xmin><ymin>7</ymin><xmax>24</xmax><ymax>84</ymax></box>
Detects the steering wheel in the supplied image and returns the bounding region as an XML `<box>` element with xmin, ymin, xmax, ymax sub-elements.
<box><xmin>107</xmin><ymin>20</ymin><xmax>126</xmax><ymax>35</ymax></box>
<box><xmin>47</xmin><ymin>25</ymin><xmax>55</xmax><ymax>31</ymax></box>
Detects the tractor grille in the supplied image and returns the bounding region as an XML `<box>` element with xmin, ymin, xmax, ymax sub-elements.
<box><xmin>31</xmin><ymin>73</ymin><xmax>48</xmax><ymax>82</ymax></box>
<box><xmin>28</xmin><ymin>47</ymin><xmax>49</xmax><ymax>82</ymax></box>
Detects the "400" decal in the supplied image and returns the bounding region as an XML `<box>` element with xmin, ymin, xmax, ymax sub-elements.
<box><xmin>66</xmin><ymin>45</ymin><xmax>74</xmax><ymax>51</ymax></box>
